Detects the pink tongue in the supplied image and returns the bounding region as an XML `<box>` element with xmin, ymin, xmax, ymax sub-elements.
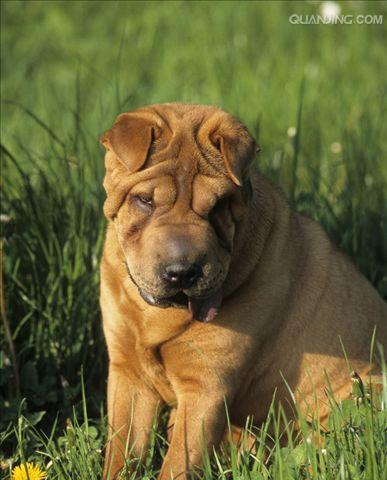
<box><xmin>188</xmin><ymin>289</ymin><xmax>222</xmax><ymax>323</ymax></box>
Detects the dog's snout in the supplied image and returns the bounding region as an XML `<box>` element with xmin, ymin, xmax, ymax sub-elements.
<box><xmin>163</xmin><ymin>263</ymin><xmax>203</xmax><ymax>288</ymax></box>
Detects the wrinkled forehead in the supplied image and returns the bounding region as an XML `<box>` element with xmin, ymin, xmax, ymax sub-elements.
<box><xmin>101</xmin><ymin>103</ymin><xmax>255</xmax><ymax>219</ymax></box>
<box><xmin>125</xmin><ymin>107</ymin><xmax>235</xmax><ymax>206</ymax></box>
<box><xmin>144</xmin><ymin>104</ymin><xmax>230</xmax><ymax>179</ymax></box>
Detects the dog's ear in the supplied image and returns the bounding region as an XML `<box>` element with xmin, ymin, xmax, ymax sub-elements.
<box><xmin>211</xmin><ymin>125</ymin><xmax>260</xmax><ymax>187</ymax></box>
<box><xmin>100</xmin><ymin>113</ymin><xmax>157</xmax><ymax>173</ymax></box>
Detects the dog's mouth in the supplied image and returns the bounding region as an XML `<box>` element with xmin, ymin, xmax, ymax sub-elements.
<box><xmin>139</xmin><ymin>290</ymin><xmax>188</xmax><ymax>309</ymax></box>
<box><xmin>125</xmin><ymin>263</ymin><xmax>222</xmax><ymax>322</ymax></box>
<box><xmin>139</xmin><ymin>288</ymin><xmax>222</xmax><ymax>323</ymax></box>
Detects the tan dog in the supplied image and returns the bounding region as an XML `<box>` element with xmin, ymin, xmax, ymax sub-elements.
<box><xmin>99</xmin><ymin>103</ymin><xmax>387</xmax><ymax>479</ymax></box>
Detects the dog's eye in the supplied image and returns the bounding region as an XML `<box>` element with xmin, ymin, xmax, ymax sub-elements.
<box><xmin>209</xmin><ymin>196</ymin><xmax>233</xmax><ymax>252</ymax></box>
<box><xmin>133</xmin><ymin>195</ymin><xmax>153</xmax><ymax>210</ymax></box>
<box><xmin>210</xmin><ymin>196</ymin><xmax>230</xmax><ymax>216</ymax></box>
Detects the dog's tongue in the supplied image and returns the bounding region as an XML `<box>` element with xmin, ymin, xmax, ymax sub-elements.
<box><xmin>188</xmin><ymin>290</ymin><xmax>222</xmax><ymax>323</ymax></box>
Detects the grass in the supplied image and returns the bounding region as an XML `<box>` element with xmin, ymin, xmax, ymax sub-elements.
<box><xmin>3</xmin><ymin>371</ymin><xmax>387</xmax><ymax>479</ymax></box>
<box><xmin>1</xmin><ymin>0</ymin><xmax>387</xmax><ymax>478</ymax></box>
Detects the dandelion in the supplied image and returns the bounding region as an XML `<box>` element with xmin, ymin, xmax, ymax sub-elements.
<box><xmin>12</xmin><ymin>462</ymin><xmax>47</xmax><ymax>480</ymax></box>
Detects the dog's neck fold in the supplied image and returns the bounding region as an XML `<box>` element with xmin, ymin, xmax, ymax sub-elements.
<box><xmin>222</xmin><ymin>171</ymin><xmax>278</xmax><ymax>299</ymax></box>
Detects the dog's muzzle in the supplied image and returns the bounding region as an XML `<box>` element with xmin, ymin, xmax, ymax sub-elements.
<box><xmin>138</xmin><ymin>287</ymin><xmax>222</xmax><ymax>323</ymax></box>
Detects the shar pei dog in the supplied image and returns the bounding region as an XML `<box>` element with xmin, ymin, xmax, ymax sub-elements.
<box><xmin>99</xmin><ymin>103</ymin><xmax>387</xmax><ymax>479</ymax></box>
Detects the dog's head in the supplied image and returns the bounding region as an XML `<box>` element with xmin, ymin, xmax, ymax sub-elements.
<box><xmin>101</xmin><ymin>103</ymin><xmax>259</xmax><ymax>322</ymax></box>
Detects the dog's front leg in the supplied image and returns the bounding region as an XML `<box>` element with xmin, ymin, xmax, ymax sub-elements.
<box><xmin>103</xmin><ymin>362</ymin><xmax>162</xmax><ymax>480</ymax></box>
<box><xmin>158</xmin><ymin>392</ymin><xmax>226</xmax><ymax>480</ymax></box>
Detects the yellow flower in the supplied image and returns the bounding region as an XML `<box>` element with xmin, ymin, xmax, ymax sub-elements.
<box><xmin>12</xmin><ymin>462</ymin><xmax>47</xmax><ymax>480</ymax></box>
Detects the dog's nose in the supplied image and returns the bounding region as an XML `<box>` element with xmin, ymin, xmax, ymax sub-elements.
<box><xmin>163</xmin><ymin>263</ymin><xmax>203</xmax><ymax>288</ymax></box>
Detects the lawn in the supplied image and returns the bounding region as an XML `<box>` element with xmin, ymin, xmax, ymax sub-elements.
<box><xmin>1</xmin><ymin>1</ymin><xmax>387</xmax><ymax>478</ymax></box>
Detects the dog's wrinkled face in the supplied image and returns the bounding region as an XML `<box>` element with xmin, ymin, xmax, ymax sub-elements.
<box><xmin>101</xmin><ymin>103</ymin><xmax>258</xmax><ymax>322</ymax></box>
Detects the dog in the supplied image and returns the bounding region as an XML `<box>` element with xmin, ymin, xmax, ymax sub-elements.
<box><xmin>99</xmin><ymin>103</ymin><xmax>387</xmax><ymax>479</ymax></box>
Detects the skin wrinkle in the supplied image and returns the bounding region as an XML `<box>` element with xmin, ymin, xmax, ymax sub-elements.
<box><xmin>104</xmin><ymin>159</ymin><xmax>174</xmax><ymax>219</ymax></box>
<box><xmin>149</xmin><ymin>106</ymin><xmax>174</xmax><ymax>136</ymax></box>
<box><xmin>222</xmin><ymin>183</ymin><xmax>275</xmax><ymax>298</ymax></box>
<box><xmin>191</xmin><ymin>113</ymin><xmax>206</xmax><ymax>139</ymax></box>
<box><xmin>174</xmin><ymin>131</ymin><xmax>198</xmax><ymax>208</ymax></box>
<box><xmin>200</xmin><ymin>148</ymin><xmax>227</xmax><ymax>176</ymax></box>
<box><xmin>197</xmin><ymin>110</ymin><xmax>228</xmax><ymax>175</ymax></box>
<box><xmin>198</xmin><ymin>114</ymin><xmax>227</xmax><ymax>175</ymax></box>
